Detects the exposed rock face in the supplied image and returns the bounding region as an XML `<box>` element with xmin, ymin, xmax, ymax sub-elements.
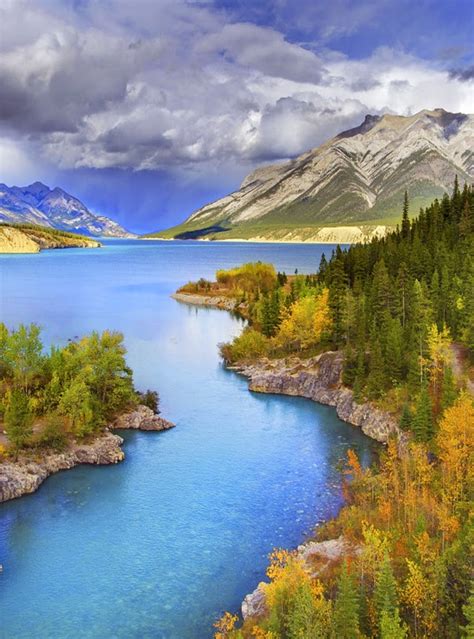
<box><xmin>242</xmin><ymin>536</ymin><xmax>359</xmax><ymax>620</ymax></box>
<box><xmin>0</xmin><ymin>405</ymin><xmax>175</xmax><ymax>503</ymax></box>
<box><xmin>0</xmin><ymin>225</ymin><xmax>101</xmax><ymax>253</ymax></box>
<box><xmin>0</xmin><ymin>226</ymin><xmax>40</xmax><ymax>253</ymax></box>
<box><xmin>232</xmin><ymin>352</ymin><xmax>400</xmax><ymax>443</ymax></box>
<box><xmin>113</xmin><ymin>404</ymin><xmax>175</xmax><ymax>431</ymax></box>
<box><xmin>156</xmin><ymin>109</ymin><xmax>473</xmax><ymax>241</ymax></box>
<box><xmin>0</xmin><ymin>432</ymin><xmax>125</xmax><ymax>503</ymax></box>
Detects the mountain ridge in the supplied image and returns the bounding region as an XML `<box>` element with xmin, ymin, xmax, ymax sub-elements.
<box><xmin>0</xmin><ymin>181</ymin><xmax>134</xmax><ymax>238</ymax></box>
<box><xmin>150</xmin><ymin>108</ymin><xmax>473</xmax><ymax>242</ymax></box>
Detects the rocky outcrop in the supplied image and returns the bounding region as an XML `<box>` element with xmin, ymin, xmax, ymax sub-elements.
<box><xmin>242</xmin><ymin>536</ymin><xmax>360</xmax><ymax>620</ymax></box>
<box><xmin>0</xmin><ymin>405</ymin><xmax>175</xmax><ymax>503</ymax></box>
<box><xmin>172</xmin><ymin>292</ymin><xmax>242</xmax><ymax>313</ymax></box>
<box><xmin>112</xmin><ymin>404</ymin><xmax>175</xmax><ymax>431</ymax></box>
<box><xmin>0</xmin><ymin>432</ymin><xmax>125</xmax><ymax>502</ymax></box>
<box><xmin>0</xmin><ymin>225</ymin><xmax>101</xmax><ymax>253</ymax></box>
<box><xmin>231</xmin><ymin>352</ymin><xmax>400</xmax><ymax>443</ymax></box>
<box><xmin>0</xmin><ymin>226</ymin><xmax>40</xmax><ymax>253</ymax></box>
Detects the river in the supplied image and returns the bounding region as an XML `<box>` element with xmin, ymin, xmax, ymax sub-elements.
<box><xmin>0</xmin><ymin>240</ymin><xmax>373</xmax><ymax>638</ymax></box>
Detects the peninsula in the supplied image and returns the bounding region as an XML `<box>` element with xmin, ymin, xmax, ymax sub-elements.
<box><xmin>176</xmin><ymin>185</ymin><xmax>474</xmax><ymax>639</ymax></box>
<box><xmin>0</xmin><ymin>224</ymin><xmax>101</xmax><ymax>253</ymax></box>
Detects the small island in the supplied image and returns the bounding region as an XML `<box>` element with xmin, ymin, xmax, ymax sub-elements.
<box><xmin>0</xmin><ymin>324</ymin><xmax>174</xmax><ymax>502</ymax></box>
<box><xmin>0</xmin><ymin>224</ymin><xmax>101</xmax><ymax>254</ymax></box>
<box><xmin>177</xmin><ymin>185</ymin><xmax>474</xmax><ymax>639</ymax></box>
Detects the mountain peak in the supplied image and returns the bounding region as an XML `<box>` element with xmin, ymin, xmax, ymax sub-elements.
<box><xmin>0</xmin><ymin>181</ymin><xmax>134</xmax><ymax>238</ymax></box>
<box><xmin>156</xmin><ymin>109</ymin><xmax>473</xmax><ymax>241</ymax></box>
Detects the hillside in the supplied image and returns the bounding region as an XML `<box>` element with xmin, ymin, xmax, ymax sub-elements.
<box><xmin>151</xmin><ymin>108</ymin><xmax>473</xmax><ymax>242</ymax></box>
<box><xmin>0</xmin><ymin>224</ymin><xmax>101</xmax><ymax>253</ymax></box>
<box><xmin>0</xmin><ymin>181</ymin><xmax>133</xmax><ymax>238</ymax></box>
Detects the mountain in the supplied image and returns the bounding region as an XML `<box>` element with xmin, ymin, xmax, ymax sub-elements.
<box><xmin>151</xmin><ymin>108</ymin><xmax>473</xmax><ymax>242</ymax></box>
<box><xmin>0</xmin><ymin>182</ymin><xmax>133</xmax><ymax>238</ymax></box>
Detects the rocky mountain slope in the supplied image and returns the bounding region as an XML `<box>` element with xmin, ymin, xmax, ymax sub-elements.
<box><xmin>0</xmin><ymin>181</ymin><xmax>133</xmax><ymax>237</ymax></box>
<box><xmin>0</xmin><ymin>224</ymin><xmax>101</xmax><ymax>253</ymax></box>
<box><xmin>153</xmin><ymin>108</ymin><xmax>473</xmax><ymax>242</ymax></box>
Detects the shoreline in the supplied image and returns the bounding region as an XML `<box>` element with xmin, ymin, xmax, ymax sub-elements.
<box><xmin>0</xmin><ymin>405</ymin><xmax>174</xmax><ymax>503</ymax></box>
<box><xmin>171</xmin><ymin>291</ymin><xmax>400</xmax><ymax>443</ymax></box>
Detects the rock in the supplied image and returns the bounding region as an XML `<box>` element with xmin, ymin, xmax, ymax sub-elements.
<box><xmin>0</xmin><ymin>405</ymin><xmax>174</xmax><ymax>503</ymax></box>
<box><xmin>242</xmin><ymin>584</ymin><xmax>267</xmax><ymax>620</ymax></box>
<box><xmin>113</xmin><ymin>404</ymin><xmax>175</xmax><ymax>431</ymax></box>
<box><xmin>233</xmin><ymin>352</ymin><xmax>400</xmax><ymax>443</ymax></box>
<box><xmin>241</xmin><ymin>536</ymin><xmax>360</xmax><ymax>621</ymax></box>
<box><xmin>0</xmin><ymin>432</ymin><xmax>124</xmax><ymax>503</ymax></box>
<box><xmin>171</xmin><ymin>292</ymin><xmax>239</xmax><ymax>312</ymax></box>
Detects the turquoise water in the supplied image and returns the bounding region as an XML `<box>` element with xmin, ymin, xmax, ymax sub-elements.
<box><xmin>0</xmin><ymin>241</ymin><xmax>373</xmax><ymax>638</ymax></box>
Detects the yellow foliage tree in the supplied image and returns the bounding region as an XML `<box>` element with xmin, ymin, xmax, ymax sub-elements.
<box><xmin>436</xmin><ymin>393</ymin><xmax>474</xmax><ymax>512</ymax></box>
<box><xmin>276</xmin><ymin>288</ymin><xmax>331</xmax><ymax>352</ymax></box>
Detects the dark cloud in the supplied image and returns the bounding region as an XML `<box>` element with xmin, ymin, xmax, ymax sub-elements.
<box><xmin>449</xmin><ymin>66</ymin><xmax>474</xmax><ymax>81</ymax></box>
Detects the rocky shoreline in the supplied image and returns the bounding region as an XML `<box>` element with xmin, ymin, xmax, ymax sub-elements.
<box><xmin>0</xmin><ymin>405</ymin><xmax>174</xmax><ymax>503</ymax></box>
<box><xmin>231</xmin><ymin>351</ymin><xmax>401</xmax><ymax>444</ymax></box>
<box><xmin>171</xmin><ymin>292</ymin><xmax>241</xmax><ymax>312</ymax></box>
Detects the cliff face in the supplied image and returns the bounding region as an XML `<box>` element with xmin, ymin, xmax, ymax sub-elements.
<box><xmin>232</xmin><ymin>352</ymin><xmax>400</xmax><ymax>443</ymax></box>
<box><xmin>0</xmin><ymin>406</ymin><xmax>175</xmax><ymax>503</ymax></box>
<box><xmin>0</xmin><ymin>225</ymin><xmax>101</xmax><ymax>253</ymax></box>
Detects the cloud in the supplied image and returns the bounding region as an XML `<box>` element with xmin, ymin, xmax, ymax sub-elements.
<box><xmin>449</xmin><ymin>65</ymin><xmax>474</xmax><ymax>82</ymax></box>
<box><xmin>0</xmin><ymin>0</ymin><xmax>472</xmax><ymax>180</ymax></box>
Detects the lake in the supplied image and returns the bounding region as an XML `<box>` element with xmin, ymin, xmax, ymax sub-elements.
<box><xmin>0</xmin><ymin>240</ymin><xmax>373</xmax><ymax>638</ymax></box>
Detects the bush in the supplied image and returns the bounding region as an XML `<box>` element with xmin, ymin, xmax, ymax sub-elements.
<box><xmin>39</xmin><ymin>414</ymin><xmax>67</xmax><ymax>450</ymax></box>
<box><xmin>220</xmin><ymin>329</ymin><xmax>269</xmax><ymax>364</ymax></box>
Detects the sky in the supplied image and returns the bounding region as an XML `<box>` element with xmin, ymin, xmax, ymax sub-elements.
<box><xmin>0</xmin><ymin>0</ymin><xmax>473</xmax><ymax>233</ymax></box>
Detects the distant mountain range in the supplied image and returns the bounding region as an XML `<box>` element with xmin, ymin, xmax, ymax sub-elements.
<box><xmin>151</xmin><ymin>108</ymin><xmax>473</xmax><ymax>242</ymax></box>
<box><xmin>0</xmin><ymin>181</ymin><xmax>133</xmax><ymax>238</ymax></box>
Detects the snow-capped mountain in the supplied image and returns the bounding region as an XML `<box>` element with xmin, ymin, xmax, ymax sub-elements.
<box><xmin>155</xmin><ymin>108</ymin><xmax>473</xmax><ymax>241</ymax></box>
<box><xmin>0</xmin><ymin>182</ymin><xmax>133</xmax><ymax>238</ymax></box>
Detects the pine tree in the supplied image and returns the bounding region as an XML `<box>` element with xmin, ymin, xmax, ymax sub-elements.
<box><xmin>441</xmin><ymin>365</ymin><xmax>458</xmax><ymax>412</ymax></box>
<box><xmin>366</xmin><ymin>336</ymin><xmax>386</xmax><ymax>399</ymax></box>
<box><xmin>401</xmin><ymin>190</ymin><xmax>410</xmax><ymax>239</ymax></box>
<box><xmin>399</xmin><ymin>403</ymin><xmax>412</xmax><ymax>430</ymax></box>
<box><xmin>412</xmin><ymin>385</ymin><xmax>433</xmax><ymax>442</ymax></box>
<box><xmin>380</xmin><ymin>607</ymin><xmax>408</xmax><ymax>639</ymax></box>
<box><xmin>375</xmin><ymin>555</ymin><xmax>398</xmax><ymax>618</ymax></box>
<box><xmin>332</xmin><ymin>562</ymin><xmax>360</xmax><ymax>639</ymax></box>
<box><xmin>4</xmin><ymin>389</ymin><xmax>33</xmax><ymax>449</ymax></box>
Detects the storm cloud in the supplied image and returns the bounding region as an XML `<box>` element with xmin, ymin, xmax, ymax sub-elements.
<box><xmin>0</xmin><ymin>0</ymin><xmax>472</xmax><ymax>179</ymax></box>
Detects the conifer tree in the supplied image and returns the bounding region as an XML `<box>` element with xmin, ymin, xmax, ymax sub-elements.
<box><xmin>401</xmin><ymin>190</ymin><xmax>410</xmax><ymax>239</ymax></box>
<box><xmin>462</xmin><ymin>581</ymin><xmax>474</xmax><ymax>639</ymax></box>
<box><xmin>332</xmin><ymin>562</ymin><xmax>360</xmax><ymax>639</ymax></box>
<box><xmin>375</xmin><ymin>554</ymin><xmax>398</xmax><ymax>618</ymax></box>
<box><xmin>366</xmin><ymin>336</ymin><xmax>386</xmax><ymax>399</ymax></box>
<box><xmin>399</xmin><ymin>403</ymin><xmax>412</xmax><ymax>430</ymax></box>
<box><xmin>380</xmin><ymin>607</ymin><xmax>408</xmax><ymax>639</ymax></box>
<box><xmin>412</xmin><ymin>385</ymin><xmax>433</xmax><ymax>442</ymax></box>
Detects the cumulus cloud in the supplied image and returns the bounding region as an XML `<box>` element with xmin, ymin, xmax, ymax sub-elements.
<box><xmin>0</xmin><ymin>0</ymin><xmax>472</xmax><ymax>178</ymax></box>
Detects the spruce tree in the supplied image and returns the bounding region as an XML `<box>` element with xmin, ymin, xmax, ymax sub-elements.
<box><xmin>412</xmin><ymin>385</ymin><xmax>433</xmax><ymax>441</ymax></box>
<box><xmin>401</xmin><ymin>190</ymin><xmax>410</xmax><ymax>239</ymax></box>
<box><xmin>366</xmin><ymin>336</ymin><xmax>386</xmax><ymax>399</ymax></box>
<box><xmin>332</xmin><ymin>562</ymin><xmax>360</xmax><ymax>639</ymax></box>
<box><xmin>441</xmin><ymin>365</ymin><xmax>458</xmax><ymax>412</ymax></box>
<box><xmin>375</xmin><ymin>554</ymin><xmax>398</xmax><ymax>618</ymax></box>
<box><xmin>380</xmin><ymin>607</ymin><xmax>408</xmax><ymax>639</ymax></box>
<box><xmin>399</xmin><ymin>403</ymin><xmax>412</xmax><ymax>430</ymax></box>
